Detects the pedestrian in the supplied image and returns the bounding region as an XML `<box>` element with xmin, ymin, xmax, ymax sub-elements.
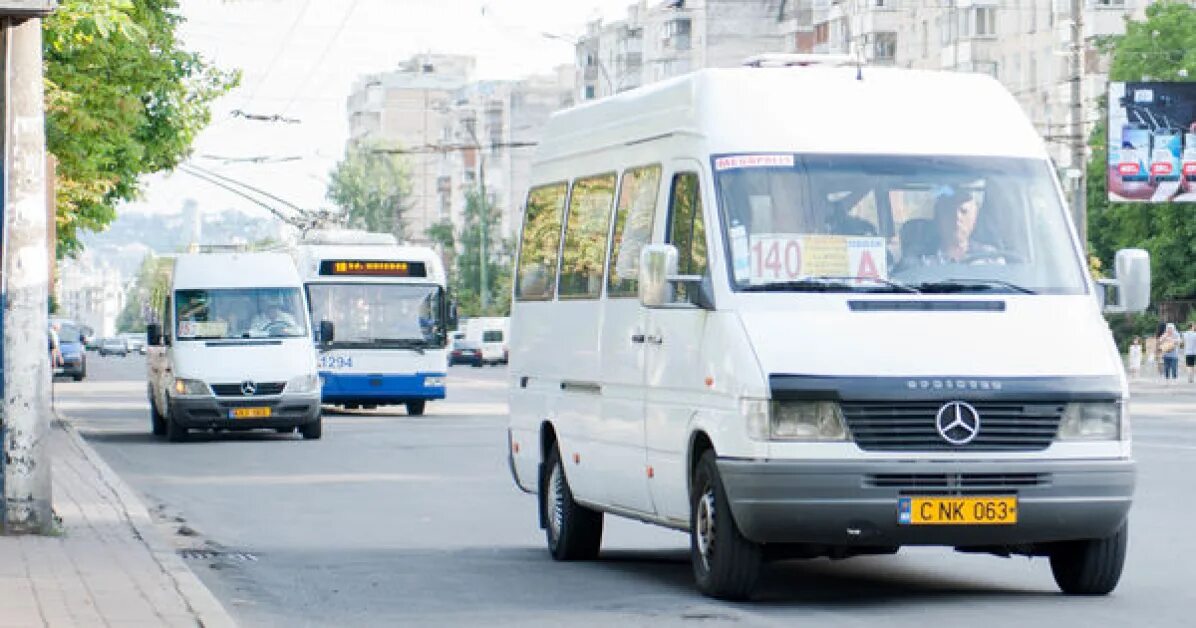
<box><xmin>1184</xmin><ymin>322</ymin><xmax>1196</xmax><ymax>383</ymax></box>
<box><xmin>1128</xmin><ymin>336</ymin><xmax>1143</xmax><ymax>380</ymax></box>
<box><xmin>1159</xmin><ymin>323</ymin><xmax>1182</xmax><ymax>381</ymax></box>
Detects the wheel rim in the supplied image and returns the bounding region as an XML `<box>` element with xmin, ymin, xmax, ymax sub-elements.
<box><xmin>546</xmin><ymin>462</ymin><xmax>565</xmax><ymax>546</ymax></box>
<box><xmin>696</xmin><ymin>487</ymin><xmax>716</xmax><ymax>571</ymax></box>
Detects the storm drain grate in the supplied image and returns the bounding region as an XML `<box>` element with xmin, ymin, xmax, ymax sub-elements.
<box><xmin>178</xmin><ymin>549</ymin><xmax>258</xmax><ymax>562</ymax></box>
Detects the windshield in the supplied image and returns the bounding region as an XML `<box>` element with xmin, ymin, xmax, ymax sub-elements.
<box><xmin>55</xmin><ymin>323</ymin><xmax>82</xmax><ymax>342</ymax></box>
<box><xmin>713</xmin><ymin>154</ymin><xmax>1087</xmax><ymax>295</ymax></box>
<box><xmin>175</xmin><ymin>288</ymin><xmax>308</xmax><ymax>340</ymax></box>
<box><xmin>307</xmin><ymin>283</ymin><xmax>444</xmax><ymax>348</ymax></box>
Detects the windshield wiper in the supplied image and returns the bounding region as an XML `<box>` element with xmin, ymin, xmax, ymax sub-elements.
<box><xmin>742</xmin><ymin>276</ymin><xmax>920</xmax><ymax>294</ymax></box>
<box><xmin>369</xmin><ymin>338</ymin><xmax>432</xmax><ymax>353</ymax></box>
<box><xmin>915</xmin><ymin>278</ymin><xmax>1036</xmax><ymax>295</ymax></box>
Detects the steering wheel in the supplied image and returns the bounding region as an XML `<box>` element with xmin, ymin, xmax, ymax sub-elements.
<box><xmin>960</xmin><ymin>248</ymin><xmax>1025</xmax><ymax>265</ymax></box>
<box><xmin>263</xmin><ymin>320</ymin><xmax>292</xmax><ymax>336</ymax></box>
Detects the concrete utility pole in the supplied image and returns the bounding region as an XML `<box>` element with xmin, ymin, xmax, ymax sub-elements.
<box><xmin>2</xmin><ymin>14</ymin><xmax>54</xmax><ymax>533</ymax></box>
<box><xmin>1070</xmin><ymin>0</ymin><xmax>1087</xmax><ymax>250</ymax></box>
<box><xmin>463</xmin><ymin>120</ymin><xmax>488</xmax><ymax>312</ymax></box>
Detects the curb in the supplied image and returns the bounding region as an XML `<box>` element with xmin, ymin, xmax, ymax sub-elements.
<box><xmin>54</xmin><ymin>416</ymin><xmax>238</xmax><ymax>628</ymax></box>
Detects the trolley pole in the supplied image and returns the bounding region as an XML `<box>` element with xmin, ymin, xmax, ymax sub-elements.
<box><xmin>2</xmin><ymin>13</ymin><xmax>54</xmax><ymax>534</ymax></box>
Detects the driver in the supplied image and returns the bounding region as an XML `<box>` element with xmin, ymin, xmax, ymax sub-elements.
<box><xmin>250</xmin><ymin>294</ymin><xmax>299</xmax><ymax>335</ymax></box>
<box><xmin>920</xmin><ymin>188</ymin><xmax>1005</xmax><ymax>265</ymax></box>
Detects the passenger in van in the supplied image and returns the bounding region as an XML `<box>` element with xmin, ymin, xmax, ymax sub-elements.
<box><xmin>910</xmin><ymin>187</ymin><xmax>1006</xmax><ymax>266</ymax></box>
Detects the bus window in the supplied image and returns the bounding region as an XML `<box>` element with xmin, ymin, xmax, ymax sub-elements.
<box><xmin>607</xmin><ymin>165</ymin><xmax>661</xmax><ymax>298</ymax></box>
<box><xmin>516</xmin><ymin>182</ymin><xmax>569</xmax><ymax>301</ymax></box>
<box><xmin>558</xmin><ymin>173</ymin><xmax>617</xmax><ymax>299</ymax></box>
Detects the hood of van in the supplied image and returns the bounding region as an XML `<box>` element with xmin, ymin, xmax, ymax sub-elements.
<box><xmin>737</xmin><ymin>296</ymin><xmax>1121</xmax><ymax>380</ymax></box>
<box><xmin>170</xmin><ymin>338</ymin><xmax>316</xmax><ymax>385</ymax></box>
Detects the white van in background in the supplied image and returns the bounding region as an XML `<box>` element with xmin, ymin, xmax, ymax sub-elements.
<box><xmin>463</xmin><ymin>316</ymin><xmax>509</xmax><ymax>365</ymax></box>
<box><xmin>146</xmin><ymin>253</ymin><xmax>324</xmax><ymax>442</ymax></box>
<box><xmin>506</xmin><ymin>60</ymin><xmax>1151</xmax><ymax>600</ymax></box>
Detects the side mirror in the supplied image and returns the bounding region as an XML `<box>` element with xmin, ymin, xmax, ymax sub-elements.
<box><xmin>146</xmin><ymin>323</ymin><xmax>162</xmax><ymax>347</ymax></box>
<box><xmin>1100</xmin><ymin>249</ymin><xmax>1151</xmax><ymax>314</ymax></box>
<box><xmin>638</xmin><ymin>243</ymin><xmax>713</xmax><ymax>309</ymax></box>
<box><xmin>319</xmin><ymin>320</ymin><xmax>335</xmax><ymax>344</ymax></box>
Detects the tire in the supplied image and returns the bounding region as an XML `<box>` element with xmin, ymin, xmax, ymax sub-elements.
<box><xmin>150</xmin><ymin>390</ymin><xmax>167</xmax><ymax>437</ymax></box>
<box><xmin>406</xmin><ymin>401</ymin><xmax>426</xmax><ymax>416</ymax></box>
<box><xmin>300</xmin><ymin>417</ymin><xmax>323</xmax><ymax>440</ymax></box>
<box><xmin>166</xmin><ymin>415</ymin><xmax>188</xmax><ymax>443</ymax></box>
<box><xmin>690</xmin><ymin>450</ymin><xmax>761</xmax><ymax>601</ymax></box>
<box><xmin>541</xmin><ymin>444</ymin><xmax>603</xmax><ymax>561</ymax></box>
<box><xmin>1049</xmin><ymin>522</ymin><xmax>1128</xmax><ymax>595</ymax></box>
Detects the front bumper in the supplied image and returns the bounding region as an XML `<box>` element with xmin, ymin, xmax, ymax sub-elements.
<box><xmin>718</xmin><ymin>457</ymin><xmax>1134</xmax><ymax>547</ymax></box>
<box><xmin>169</xmin><ymin>393</ymin><xmax>321</xmax><ymax>429</ymax></box>
<box><xmin>320</xmin><ymin>372</ymin><xmax>446</xmax><ymax>404</ymax></box>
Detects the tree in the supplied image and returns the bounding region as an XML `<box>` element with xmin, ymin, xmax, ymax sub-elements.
<box><xmin>1087</xmin><ymin>1</ymin><xmax>1196</xmax><ymax>302</ymax></box>
<box><xmin>115</xmin><ymin>253</ymin><xmax>173</xmax><ymax>332</ymax></box>
<box><xmin>45</xmin><ymin>0</ymin><xmax>239</xmax><ymax>257</ymax></box>
<box><xmin>443</xmin><ymin>189</ymin><xmax>511</xmax><ymax>318</ymax></box>
<box><xmin>326</xmin><ymin>143</ymin><xmax>414</xmax><ymax>240</ymax></box>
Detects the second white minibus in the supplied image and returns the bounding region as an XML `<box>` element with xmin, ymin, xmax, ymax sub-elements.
<box><xmin>506</xmin><ymin>62</ymin><xmax>1150</xmax><ymax>600</ymax></box>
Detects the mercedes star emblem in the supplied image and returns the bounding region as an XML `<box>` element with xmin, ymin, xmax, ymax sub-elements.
<box><xmin>935</xmin><ymin>401</ymin><xmax>981</xmax><ymax>445</ymax></box>
<box><xmin>240</xmin><ymin>380</ymin><xmax>257</xmax><ymax>396</ymax></box>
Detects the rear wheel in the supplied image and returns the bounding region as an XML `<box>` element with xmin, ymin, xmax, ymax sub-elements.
<box><xmin>149</xmin><ymin>389</ymin><xmax>167</xmax><ymax>437</ymax></box>
<box><xmin>690</xmin><ymin>450</ymin><xmax>761</xmax><ymax>600</ymax></box>
<box><xmin>1049</xmin><ymin>522</ymin><xmax>1128</xmax><ymax>595</ymax></box>
<box><xmin>300</xmin><ymin>416</ymin><xmax>323</xmax><ymax>440</ymax></box>
<box><xmin>541</xmin><ymin>445</ymin><xmax>603</xmax><ymax>560</ymax></box>
<box><xmin>406</xmin><ymin>401</ymin><xmax>426</xmax><ymax>416</ymax></box>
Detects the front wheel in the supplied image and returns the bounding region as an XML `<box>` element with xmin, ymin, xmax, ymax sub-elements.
<box><xmin>300</xmin><ymin>417</ymin><xmax>323</xmax><ymax>440</ymax></box>
<box><xmin>150</xmin><ymin>389</ymin><xmax>167</xmax><ymax>436</ymax></box>
<box><xmin>690</xmin><ymin>450</ymin><xmax>761</xmax><ymax>600</ymax></box>
<box><xmin>1049</xmin><ymin>522</ymin><xmax>1128</xmax><ymax>595</ymax></box>
<box><xmin>541</xmin><ymin>445</ymin><xmax>603</xmax><ymax>560</ymax></box>
<box><xmin>166</xmin><ymin>415</ymin><xmax>188</xmax><ymax>443</ymax></box>
<box><xmin>406</xmin><ymin>401</ymin><xmax>426</xmax><ymax>416</ymax></box>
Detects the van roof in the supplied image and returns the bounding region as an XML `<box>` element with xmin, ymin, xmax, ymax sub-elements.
<box><xmin>172</xmin><ymin>252</ymin><xmax>300</xmax><ymax>290</ymax></box>
<box><xmin>534</xmin><ymin>66</ymin><xmax>1046</xmax><ymax>166</ymax></box>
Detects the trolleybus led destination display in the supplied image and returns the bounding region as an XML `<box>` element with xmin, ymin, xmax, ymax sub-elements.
<box><xmin>318</xmin><ymin>260</ymin><xmax>428</xmax><ymax>278</ymax></box>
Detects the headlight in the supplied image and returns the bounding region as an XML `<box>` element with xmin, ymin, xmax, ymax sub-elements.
<box><xmin>424</xmin><ymin>376</ymin><xmax>446</xmax><ymax>388</ymax></box>
<box><xmin>287</xmin><ymin>373</ymin><xmax>320</xmax><ymax>394</ymax></box>
<box><xmin>173</xmin><ymin>378</ymin><xmax>210</xmax><ymax>396</ymax></box>
<box><xmin>743</xmin><ymin>399</ymin><xmax>849</xmax><ymax>441</ymax></box>
<box><xmin>1058</xmin><ymin>402</ymin><xmax>1121</xmax><ymax>441</ymax></box>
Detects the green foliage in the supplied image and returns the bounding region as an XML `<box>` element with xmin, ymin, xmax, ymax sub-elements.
<box><xmin>45</xmin><ymin>0</ymin><xmax>239</xmax><ymax>257</ymax></box>
<box><xmin>1105</xmin><ymin>311</ymin><xmax>1160</xmax><ymax>353</ymax></box>
<box><xmin>1086</xmin><ymin>1</ymin><xmax>1196</xmax><ymax>301</ymax></box>
<box><xmin>326</xmin><ymin>142</ymin><xmax>413</xmax><ymax>240</ymax></box>
<box><xmin>440</xmin><ymin>189</ymin><xmax>511</xmax><ymax>318</ymax></box>
<box><xmin>115</xmin><ymin>253</ymin><xmax>173</xmax><ymax>332</ymax></box>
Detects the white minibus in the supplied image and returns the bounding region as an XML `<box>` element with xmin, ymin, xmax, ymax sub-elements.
<box><xmin>293</xmin><ymin>230</ymin><xmax>452</xmax><ymax>415</ymax></box>
<box><xmin>146</xmin><ymin>253</ymin><xmax>323</xmax><ymax>441</ymax></box>
<box><xmin>506</xmin><ymin>61</ymin><xmax>1151</xmax><ymax>600</ymax></box>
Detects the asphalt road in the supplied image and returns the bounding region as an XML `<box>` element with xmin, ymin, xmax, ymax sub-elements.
<box><xmin>54</xmin><ymin>353</ymin><xmax>1196</xmax><ymax>627</ymax></box>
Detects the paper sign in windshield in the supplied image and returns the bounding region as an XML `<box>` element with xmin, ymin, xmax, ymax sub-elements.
<box><xmin>714</xmin><ymin>154</ymin><xmax>795</xmax><ymax>171</ymax></box>
<box><xmin>177</xmin><ymin>320</ymin><xmax>228</xmax><ymax>339</ymax></box>
<box><xmin>748</xmin><ymin>234</ymin><xmax>887</xmax><ymax>284</ymax></box>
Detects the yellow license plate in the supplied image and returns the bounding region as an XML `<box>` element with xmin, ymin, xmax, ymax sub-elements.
<box><xmin>899</xmin><ymin>496</ymin><xmax>1017</xmax><ymax>525</ymax></box>
<box><xmin>230</xmin><ymin>407</ymin><xmax>271</xmax><ymax>419</ymax></box>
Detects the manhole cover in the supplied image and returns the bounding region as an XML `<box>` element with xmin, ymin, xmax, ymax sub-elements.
<box><xmin>178</xmin><ymin>549</ymin><xmax>258</xmax><ymax>562</ymax></box>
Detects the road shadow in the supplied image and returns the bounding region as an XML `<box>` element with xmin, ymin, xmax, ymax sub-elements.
<box><xmin>83</xmin><ymin>429</ymin><xmax>300</xmax><ymax>445</ymax></box>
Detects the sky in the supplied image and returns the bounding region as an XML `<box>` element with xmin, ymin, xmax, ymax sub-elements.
<box><xmin>120</xmin><ymin>0</ymin><xmax>636</xmax><ymax>222</ymax></box>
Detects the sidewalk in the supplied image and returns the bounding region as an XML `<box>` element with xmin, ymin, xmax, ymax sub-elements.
<box><xmin>0</xmin><ymin>419</ymin><xmax>235</xmax><ymax>627</ymax></box>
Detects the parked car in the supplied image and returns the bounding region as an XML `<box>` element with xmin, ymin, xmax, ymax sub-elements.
<box><xmin>50</xmin><ymin>320</ymin><xmax>87</xmax><ymax>381</ymax></box>
<box><xmin>98</xmin><ymin>337</ymin><xmax>129</xmax><ymax>357</ymax></box>
<box><xmin>448</xmin><ymin>339</ymin><xmax>483</xmax><ymax>367</ymax></box>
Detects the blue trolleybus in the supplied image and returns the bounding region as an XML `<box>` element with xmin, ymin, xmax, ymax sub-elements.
<box><xmin>294</xmin><ymin>230</ymin><xmax>451</xmax><ymax>415</ymax></box>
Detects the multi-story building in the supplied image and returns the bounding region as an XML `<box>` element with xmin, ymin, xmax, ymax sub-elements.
<box><xmin>346</xmin><ymin>56</ymin><xmax>574</xmax><ymax>246</ymax></box>
<box><xmin>57</xmin><ymin>252</ymin><xmax>126</xmax><ymax>338</ymax></box>
<box><xmin>789</xmin><ymin>0</ymin><xmax>1152</xmax><ymax>170</ymax></box>
<box><xmin>346</xmin><ymin>54</ymin><xmax>476</xmax><ymax>242</ymax></box>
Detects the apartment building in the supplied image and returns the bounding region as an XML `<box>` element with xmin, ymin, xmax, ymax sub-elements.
<box><xmin>57</xmin><ymin>252</ymin><xmax>126</xmax><ymax>338</ymax></box>
<box><xmin>791</xmin><ymin>0</ymin><xmax>1152</xmax><ymax>169</ymax></box>
<box><xmin>346</xmin><ymin>56</ymin><xmax>574</xmax><ymax>245</ymax></box>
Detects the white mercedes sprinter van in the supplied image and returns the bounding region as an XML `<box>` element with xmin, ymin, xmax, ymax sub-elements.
<box><xmin>146</xmin><ymin>253</ymin><xmax>324</xmax><ymax>441</ymax></box>
<box><xmin>506</xmin><ymin>60</ymin><xmax>1151</xmax><ymax>600</ymax></box>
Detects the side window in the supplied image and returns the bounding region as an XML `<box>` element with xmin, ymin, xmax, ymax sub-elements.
<box><xmin>558</xmin><ymin>173</ymin><xmax>617</xmax><ymax>299</ymax></box>
<box><xmin>516</xmin><ymin>182</ymin><xmax>568</xmax><ymax>301</ymax></box>
<box><xmin>667</xmin><ymin>171</ymin><xmax>708</xmax><ymax>279</ymax></box>
<box><xmin>607</xmin><ymin>165</ymin><xmax>661</xmax><ymax>297</ymax></box>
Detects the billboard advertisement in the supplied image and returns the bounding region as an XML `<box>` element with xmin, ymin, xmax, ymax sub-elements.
<box><xmin>1107</xmin><ymin>82</ymin><xmax>1196</xmax><ymax>203</ymax></box>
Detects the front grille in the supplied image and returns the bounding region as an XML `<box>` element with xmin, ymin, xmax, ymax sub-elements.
<box><xmin>865</xmin><ymin>472</ymin><xmax>1050</xmax><ymax>495</ymax></box>
<box><xmin>841</xmin><ymin>401</ymin><xmax>1064</xmax><ymax>452</ymax></box>
<box><xmin>211</xmin><ymin>382</ymin><xmax>286</xmax><ymax>397</ymax></box>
